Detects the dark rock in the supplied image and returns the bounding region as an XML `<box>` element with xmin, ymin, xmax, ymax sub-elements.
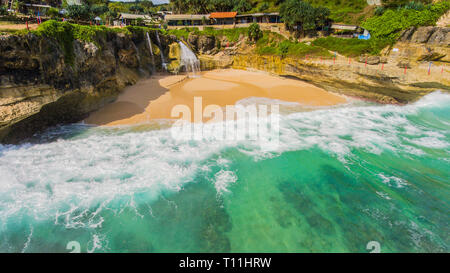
<box><xmin>358</xmin><ymin>55</ymin><xmax>381</xmax><ymax>65</ymax></box>
<box><xmin>397</xmin><ymin>59</ymin><xmax>412</xmax><ymax>69</ymax></box>
<box><xmin>427</xmin><ymin>27</ymin><xmax>450</xmax><ymax>46</ymax></box>
<box><xmin>197</xmin><ymin>35</ymin><xmax>215</xmax><ymax>53</ymax></box>
<box><xmin>0</xmin><ymin>30</ymin><xmax>172</xmax><ymax>143</ymax></box>
<box><xmin>417</xmin><ymin>51</ymin><xmax>446</xmax><ymax>61</ymax></box>
<box><xmin>410</xmin><ymin>26</ymin><xmax>436</xmax><ymax>43</ymax></box>
<box><xmin>187</xmin><ymin>33</ymin><xmax>199</xmax><ymax>51</ymax></box>
<box><xmin>399</xmin><ymin>27</ymin><xmax>416</xmax><ymax>42</ymax></box>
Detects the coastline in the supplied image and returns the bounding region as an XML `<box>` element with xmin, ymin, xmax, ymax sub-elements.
<box><xmin>84</xmin><ymin>69</ymin><xmax>348</xmax><ymax>126</ymax></box>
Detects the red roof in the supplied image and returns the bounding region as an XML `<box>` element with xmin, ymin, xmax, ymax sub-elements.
<box><xmin>209</xmin><ymin>12</ymin><xmax>237</xmax><ymax>19</ymax></box>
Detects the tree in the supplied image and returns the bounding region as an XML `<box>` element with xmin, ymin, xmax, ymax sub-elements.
<box><xmin>209</xmin><ymin>0</ymin><xmax>235</xmax><ymax>12</ymax></box>
<box><xmin>0</xmin><ymin>5</ymin><xmax>8</xmax><ymax>16</ymax></box>
<box><xmin>258</xmin><ymin>2</ymin><xmax>269</xmax><ymax>12</ymax></box>
<box><xmin>108</xmin><ymin>2</ymin><xmax>127</xmax><ymax>13</ymax></box>
<box><xmin>129</xmin><ymin>5</ymin><xmax>144</xmax><ymax>14</ymax></box>
<box><xmin>47</xmin><ymin>7</ymin><xmax>60</xmax><ymax>18</ymax></box>
<box><xmin>248</xmin><ymin>23</ymin><xmax>263</xmax><ymax>41</ymax></box>
<box><xmin>314</xmin><ymin>6</ymin><xmax>330</xmax><ymax>28</ymax></box>
<box><xmin>91</xmin><ymin>4</ymin><xmax>108</xmax><ymax>17</ymax></box>
<box><xmin>67</xmin><ymin>4</ymin><xmax>91</xmax><ymax>22</ymax></box>
<box><xmin>280</xmin><ymin>0</ymin><xmax>330</xmax><ymax>32</ymax></box>
<box><xmin>141</xmin><ymin>0</ymin><xmax>154</xmax><ymax>13</ymax></box>
<box><xmin>233</xmin><ymin>0</ymin><xmax>252</xmax><ymax>13</ymax></box>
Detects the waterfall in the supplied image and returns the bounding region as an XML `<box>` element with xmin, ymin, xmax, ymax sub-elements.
<box><xmin>145</xmin><ymin>32</ymin><xmax>156</xmax><ymax>73</ymax></box>
<box><xmin>155</xmin><ymin>31</ymin><xmax>167</xmax><ymax>71</ymax></box>
<box><xmin>179</xmin><ymin>41</ymin><xmax>201</xmax><ymax>77</ymax></box>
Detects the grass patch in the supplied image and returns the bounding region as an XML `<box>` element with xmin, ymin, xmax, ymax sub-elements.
<box><xmin>256</xmin><ymin>31</ymin><xmax>332</xmax><ymax>58</ymax></box>
<box><xmin>164</xmin><ymin>27</ymin><xmax>249</xmax><ymax>42</ymax></box>
<box><xmin>307</xmin><ymin>0</ymin><xmax>369</xmax><ymax>24</ymax></box>
<box><xmin>311</xmin><ymin>36</ymin><xmax>390</xmax><ymax>57</ymax></box>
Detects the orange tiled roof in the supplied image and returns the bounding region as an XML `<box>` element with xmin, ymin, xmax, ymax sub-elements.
<box><xmin>209</xmin><ymin>12</ymin><xmax>238</xmax><ymax>19</ymax></box>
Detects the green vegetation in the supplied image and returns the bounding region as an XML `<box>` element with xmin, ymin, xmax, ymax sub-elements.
<box><xmin>312</xmin><ymin>36</ymin><xmax>388</xmax><ymax>56</ymax></box>
<box><xmin>307</xmin><ymin>0</ymin><xmax>370</xmax><ymax>24</ymax></box>
<box><xmin>256</xmin><ymin>31</ymin><xmax>332</xmax><ymax>57</ymax></box>
<box><xmin>170</xmin><ymin>0</ymin><xmax>254</xmax><ymax>14</ymax></box>
<box><xmin>361</xmin><ymin>0</ymin><xmax>450</xmax><ymax>41</ymax></box>
<box><xmin>163</xmin><ymin>26</ymin><xmax>249</xmax><ymax>42</ymax></box>
<box><xmin>0</xmin><ymin>5</ymin><xmax>8</xmax><ymax>16</ymax></box>
<box><xmin>307</xmin><ymin>1</ymin><xmax>449</xmax><ymax>57</ymax></box>
<box><xmin>280</xmin><ymin>0</ymin><xmax>330</xmax><ymax>31</ymax></box>
<box><xmin>248</xmin><ymin>23</ymin><xmax>262</xmax><ymax>41</ymax></box>
<box><xmin>35</xmin><ymin>20</ymin><xmax>77</xmax><ymax>65</ymax></box>
<box><xmin>381</xmin><ymin>0</ymin><xmax>432</xmax><ymax>8</ymax></box>
<box><xmin>29</xmin><ymin>20</ymin><xmax>130</xmax><ymax>65</ymax></box>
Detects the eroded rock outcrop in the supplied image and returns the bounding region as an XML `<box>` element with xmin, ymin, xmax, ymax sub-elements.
<box><xmin>395</xmin><ymin>26</ymin><xmax>450</xmax><ymax>62</ymax></box>
<box><xmin>0</xmin><ymin>30</ymin><xmax>175</xmax><ymax>143</ymax></box>
<box><xmin>187</xmin><ymin>33</ymin><xmax>216</xmax><ymax>54</ymax></box>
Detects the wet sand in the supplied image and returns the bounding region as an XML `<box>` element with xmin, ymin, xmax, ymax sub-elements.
<box><xmin>85</xmin><ymin>69</ymin><xmax>347</xmax><ymax>125</ymax></box>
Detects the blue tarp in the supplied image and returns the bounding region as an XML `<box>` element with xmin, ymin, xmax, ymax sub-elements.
<box><xmin>358</xmin><ymin>33</ymin><xmax>371</xmax><ymax>40</ymax></box>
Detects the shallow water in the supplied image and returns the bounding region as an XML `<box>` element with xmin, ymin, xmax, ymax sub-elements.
<box><xmin>0</xmin><ymin>92</ymin><xmax>449</xmax><ymax>252</ymax></box>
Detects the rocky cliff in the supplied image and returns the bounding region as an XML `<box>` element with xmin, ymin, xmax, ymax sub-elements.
<box><xmin>1</xmin><ymin>25</ymin><xmax>449</xmax><ymax>143</ymax></box>
<box><xmin>0</xmin><ymin>29</ymin><xmax>176</xmax><ymax>143</ymax></box>
<box><xmin>194</xmin><ymin>27</ymin><xmax>450</xmax><ymax>104</ymax></box>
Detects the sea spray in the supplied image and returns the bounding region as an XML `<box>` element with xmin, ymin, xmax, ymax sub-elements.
<box><xmin>0</xmin><ymin>92</ymin><xmax>448</xmax><ymax>252</ymax></box>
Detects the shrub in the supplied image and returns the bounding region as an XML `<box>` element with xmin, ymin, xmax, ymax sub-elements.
<box><xmin>362</xmin><ymin>1</ymin><xmax>450</xmax><ymax>41</ymax></box>
<box><xmin>374</xmin><ymin>6</ymin><xmax>385</xmax><ymax>16</ymax></box>
<box><xmin>248</xmin><ymin>23</ymin><xmax>262</xmax><ymax>42</ymax></box>
<box><xmin>67</xmin><ymin>4</ymin><xmax>91</xmax><ymax>22</ymax></box>
<box><xmin>0</xmin><ymin>5</ymin><xmax>8</xmax><ymax>16</ymax></box>
<box><xmin>47</xmin><ymin>7</ymin><xmax>60</xmax><ymax>18</ymax></box>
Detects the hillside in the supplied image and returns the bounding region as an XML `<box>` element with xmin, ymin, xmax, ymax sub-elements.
<box><xmin>247</xmin><ymin>0</ymin><xmax>372</xmax><ymax>24</ymax></box>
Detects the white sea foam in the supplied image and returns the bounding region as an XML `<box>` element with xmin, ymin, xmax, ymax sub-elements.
<box><xmin>377</xmin><ymin>173</ymin><xmax>408</xmax><ymax>188</ymax></box>
<box><xmin>214</xmin><ymin>170</ymin><xmax>238</xmax><ymax>194</ymax></box>
<box><xmin>0</xmin><ymin>91</ymin><xmax>448</xmax><ymax>227</ymax></box>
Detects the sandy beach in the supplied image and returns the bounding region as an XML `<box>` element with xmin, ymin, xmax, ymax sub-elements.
<box><xmin>85</xmin><ymin>69</ymin><xmax>347</xmax><ymax>125</ymax></box>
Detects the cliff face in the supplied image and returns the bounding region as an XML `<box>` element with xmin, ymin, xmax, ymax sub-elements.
<box><xmin>1</xmin><ymin>26</ymin><xmax>449</xmax><ymax>143</ymax></box>
<box><xmin>0</xmin><ymin>30</ymin><xmax>175</xmax><ymax>143</ymax></box>
<box><xmin>197</xmin><ymin>27</ymin><xmax>450</xmax><ymax>104</ymax></box>
<box><xmin>391</xmin><ymin>26</ymin><xmax>450</xmax><ymax>63</ymax></box>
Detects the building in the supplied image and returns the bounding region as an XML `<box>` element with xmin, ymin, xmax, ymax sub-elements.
<box><xmin>118</xmin><ymin>13</ymin><xmax>153</xmax><ymax>26</ymax></box>
<box><xmin>330</xmin><ymin>24</ymin><xmax>369</xmax><ymax>39</ymax></box>
<box><xmin>209</xmin><ymin>12</ymin><xmax>236</xmax><ymax>25</ymax></box>
<box><xmin>23</xmin><ymin>3</ymin><xmax>52</xmax><ymax>16</ymax></box>
<box><xmin>165</xmin><ymin>14</ymin><xmax>209</xmax><ymax>26</ymax></box>
<box><xmin>330</xmin><ymin>24</ymin><xmax>359</xmax><ymax>31</ymax></box>
<box><xmin>236</xmin><ymin>12</ymin><xmax>280</xmax><ymax>24</ymax></box>
<box><xmin>163</xmin><ymin>11</ymin><xmax>281</xmax><ymax>27</ymax></box>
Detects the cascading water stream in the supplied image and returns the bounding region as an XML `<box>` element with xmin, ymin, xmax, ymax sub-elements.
<box><xmin>179</xmin><ymin>41</ymin><xmax>201</xmax><ymax>77</ymax></box>
<box><xmin>155</xmin><ymin>31</ymin><xmax>167</xmax><ymax>71</ymax></box>
<box><xmin>146</xmin><ymin>32</ymin><xmax>156</xmax><ymax>74</ymax></box>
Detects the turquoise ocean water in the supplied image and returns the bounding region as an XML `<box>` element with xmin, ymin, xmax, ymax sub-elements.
<box><xmin>0</xmin><ymin>92</ymin><xmax>448</xmax><ymax>252</ymax></box>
